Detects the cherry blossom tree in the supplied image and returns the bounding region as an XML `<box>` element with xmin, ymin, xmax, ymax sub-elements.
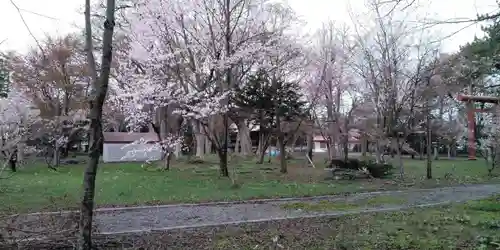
<box><xmin>477</xmin><ymin>108</ymin><xmax>500</xmax><ymax>175</ymax></box>
<box><xmin>437</xmin><ymin>110</ymin><xmax>467</xmax><ymax>159</ymax></box>
<box><xmin>114</xmin><ymin>0</ymin><xmax>300</xmax><ymax>176</ymax></box>
<box><xmin>0</xmin><ymin>90</ymin><xmax>39</xmax><ymax>175</ymax></box>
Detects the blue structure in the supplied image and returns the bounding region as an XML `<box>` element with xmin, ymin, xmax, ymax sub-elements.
<box><xmin>268</xmin><ymin>149</ymin><xmax>280</xmax><ymax>157</ymax></box>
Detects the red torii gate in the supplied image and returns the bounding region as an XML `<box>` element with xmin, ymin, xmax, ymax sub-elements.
<box><xmin>457</xmin><ymin>94</ymin><xmax>500</xmax><ymax>160</ymax></box>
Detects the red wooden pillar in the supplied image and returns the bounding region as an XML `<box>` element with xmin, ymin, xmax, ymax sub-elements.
<box><xmin>467</xmin><ymin>101</ymin><xmax>476</xmax><ymax>160</ymax></box>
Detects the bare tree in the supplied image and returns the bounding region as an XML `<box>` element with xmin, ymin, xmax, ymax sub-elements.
<box><xmin>7</xmin><ymin>35</ymin><xmax>90</xmax><ymax>167</ymax></box>
<box><xmin>308</xmin><ymin>22</ymin><xmax>359</xmax><ymax>161</ymax></box>
<box><xmin>79</xmin><ymin>0</ymin><xmax>116</xmax><ymax>249</ymax></box>
<box><xmin>348</xmin><ymin>0</ymin><xmax>442</xmax><ymax>179</ymax></box>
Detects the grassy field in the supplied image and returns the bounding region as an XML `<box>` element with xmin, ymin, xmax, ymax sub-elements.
<box><xmin>0</xmin><ymin>154</ymin><xmax>498</xmax><ymax>213</ymax></box>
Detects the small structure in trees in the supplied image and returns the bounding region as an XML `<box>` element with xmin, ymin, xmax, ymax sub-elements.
<box><xmin>457</xmin><ymin>94</ymin><xmax>500</xmax><ymax>160</ymax></box>
<box><xmin>102</xmin><ymin>130</ymin><xmax>160</xmax><ymax>163</ymax></box>
<box><xmin>312</xmin><ymin>129</ymin><xmax>362</xmax><ymax>153</ymax></box>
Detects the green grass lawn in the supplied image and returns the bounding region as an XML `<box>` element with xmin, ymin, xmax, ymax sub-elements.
<box><xmin>0</xmin><ymin>155</ymin><xmax>498</xmax><ymax>213</ymax></box>
<box><xmin>210</xmin><ymin>195</ymin><xmax>500</xmax><ymax>250</ymax></box>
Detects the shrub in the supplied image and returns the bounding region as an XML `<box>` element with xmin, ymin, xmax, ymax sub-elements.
<box><xmin>327</xmin><ymin>158</ymin><xmax>361</xmax><ymax>170</ymax></box>
<box><xmin>327</xmin><ymin>158</ymin><xmax>394</xmax><ymax>178</ymax></box>
<box><xmin>362</xmin><ymin>161</ymin><xmax>394</xmax><ymax>178</ymax></box>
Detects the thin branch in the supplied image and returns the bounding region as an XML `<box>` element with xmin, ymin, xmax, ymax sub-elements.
<box><xmin>9</xmin><ymin>0</ymin><xmax>46</xmax><ymax>56</ymax></box>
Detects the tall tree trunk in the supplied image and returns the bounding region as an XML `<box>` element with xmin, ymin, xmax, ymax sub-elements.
<box><xmin>236</xmin><ymin>120</ymin><xmax>252</xmax><ymax>155</ymax></box>
<box><xmin>195</xmin><ymin>134</ymin><xmax>205</xmax><ymax>158</ymax></box>
<box><xmin>343</xmin><ymin>124</ymin><xmax>349</xmax><ymax>162</ymax></box>
<box><xmin>419</xmin><ymin>133</ymin><xmax>424</xmax><ymax>160</ymax></box>
<box><xmin>9</xmin><ymin>150</ymin><xmax>16</xmax><ymax>172</ymax></box>
<box><xmin>17</xmin><ymin>143</ymin><xmax>24</xmax><ymax>164</ymax></box>
<box><xmin>326</xmin><ymin>106</ymin><xmax>336</xmax><ymax>160</ymax></box>
<box><xmin>235</xmin><ymin>131</ymin><xmax>240</xmax><ymax>154</ymax></box>
<box><xmin>205</xmin><ymin>137</ymin><xmax>212</xmax><ymax>154</ymax></box>
<box><xmin>361</xmin><ymin>133</ymin><xmax>367</xmax><ymax>157</ymax></box>
<box><xmin>306</xmin><ymin>133</ymin><xmax>313</xmax><ymax>164</ymax></box>
<box><xmin>327</xmin><ymin>137</ymin><xmax>336</xmax><ymax>160</ymax></box>
<box><xmin>257</xmin><ymin>133</ymin><xmax>270</xmax><ymax>164</ymax></box>
<box><xmin>277</xmin><ymin>133</ymin><xmax>287</xmax><ymax>173</ymax></box>
<box><xmin>221</xmin><ymin>0</ymin><xmax>231</xmax><ymax>175</ymax></box>
<box><xmin>161</xmin><ymin>139</ymin><xmax>171</xmax><ymax>171</ymax></box>
<box><xmin>217</xmin><ymin>148</ymin><xmax>229</xmax><ymax>177</ymax></box>
<box><xmin>216</xmin><ymin>114</ymin><xmax>230</xmax><ymax>177</ymax></box>
<box><xmin>193</xmin><ymin>121</ymin><xmax>205</xmax><ymax>158</ymax></box>
<box><xmin>257</xmin><ymin>132</ymin><xmax>264</xmax><ymax>163</ymax></box>
<box><xmin>326</xmin><ymin>140</ymin><xmax>333</xmax><ymax>159</ymax></box>
<box><xmin>426</xmin><ymin>112</ymin><xmax>433</xmax><ymax>179</ymax></box>
<box><xmin>375</xmin><ymin>140</ymin><xmax>383</xmax><ymax>163</ymax></box>
<box><xmin>79</xmin><ymin>1</ymin><xmax>115</xmax><ymax>249</ymax></box>
<box><xmin>157</xmin><ymin>107</ymin><xmax>171</xmax><ymax>168</ymax></box>
<box><xmin>343</xmin><ymin>140</ymin><xmax>349</xmax><ymax>162</ymax></box>
<box><xmin>276</xmin><ymin>117</ymin><xmax>287</xmax><ymax>173</ymax></box>
<box><xmin>52</xmin><ymin>146</ymin><xmax>60</xmax><ymax>168</ymax></box>
<box><xmin>159</xmin><ymin>109</ymin><xmax>168</xmax><ymax>141</ymax></box>
<box><xmin>433</xmin><ymin>145</ymin><xmax>439</xmax><ymax>160</ymax></box>
<box><xmin>434</xmin><ymin>97</ymin><xmax>444</xmax><ymax>161</ymax></box>
<box><xmin>395</xmin><ymin>138</ymin><xmax>404</xmax><ymax>179</ymax></box>
<box><xmin>164</xmin><ymin>152</ymin><xmax>172</xmax><ymax>171</ymax></box>
<box><xmin>257</xmin><ymin>132</ymin><xmax>264</xmax><ymax>155</ymax></box>
<box><xmin>257</xmin><ymin>149</ymin><xmax>266</xmax><ymax>164</ymax></box>
<box><xmin>152</xmin><ymin>118</ymin><xmax>170</xmax><ymax>171</ymax></box>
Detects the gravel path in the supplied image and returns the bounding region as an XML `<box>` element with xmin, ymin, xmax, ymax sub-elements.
<box><xmin>93</xmin><ymin>184</ymin><xmax>500</xmax><ymax>234</ymax></box>
<box><xmin>8</xmin><ymin>184</ymin><xmax>500</xmax><ymax>237</ymax></box>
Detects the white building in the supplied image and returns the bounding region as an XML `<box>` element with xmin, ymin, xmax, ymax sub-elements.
<box><xmin>102</xmin><ymin>132</ymin><xmax>162</xmax><ymax>163</ymax></box>
<box><xmin>312</xmin><ymin>129</ymin><xmax>362</xmax><ymax>153</ymax></box>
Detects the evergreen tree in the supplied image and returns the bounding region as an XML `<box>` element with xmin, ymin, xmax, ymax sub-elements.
<box><xmin>233</xmin><ymin>69</ymin><xmax>306</xmax><ymax>130</ymax></box>
<box><xmin>457</xmin><ymin>10</ymin><xmax>500</xmax><ymax>79</ymax></box>
<box><xmin>233</xmin><ymin>69</ymin><xmax>306</xmax><ymax>170</ymax></box>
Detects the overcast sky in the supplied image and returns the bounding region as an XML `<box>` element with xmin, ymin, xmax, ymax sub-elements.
<box><xmin>0</xmin><ymin>0</ymin><xmax>498</xmax><ymax>53</ymax></box>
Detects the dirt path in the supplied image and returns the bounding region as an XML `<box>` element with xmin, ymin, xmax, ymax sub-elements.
<box><xmin>7</xmin><ymin>184</ymin><xmax>500</xmax><ymax>238</ymax></box>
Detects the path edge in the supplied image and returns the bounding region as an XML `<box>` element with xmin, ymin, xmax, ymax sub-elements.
<box><xmin>15</xmin><ymin>184</ymin><xmax>484</xmax><ymax>217</ymax></box>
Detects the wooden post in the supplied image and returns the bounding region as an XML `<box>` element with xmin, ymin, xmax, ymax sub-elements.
<box><xmin>467</xmin><ymin>82</ymin><xmax>476</xmax><ymax>160</ymax></box>
<box><xmin>457</xmin><ymin>94</ymin><xmax>500</xmax><ymax>161</ymax></box>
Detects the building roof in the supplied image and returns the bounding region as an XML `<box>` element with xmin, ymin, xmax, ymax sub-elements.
<box><xmin>313</xmin><ymin>129</ymin><xmax>362</xmax><ymax>143</ymax></box>
<box><xmin>313</xmin><ymin>135</ymin><xmax>360</xmax><ymax>143</ymax></box>
<box><xmin>103</xmin><ymin>132</ymin><xmax>159</xmax><ymax>143</ymax></box>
